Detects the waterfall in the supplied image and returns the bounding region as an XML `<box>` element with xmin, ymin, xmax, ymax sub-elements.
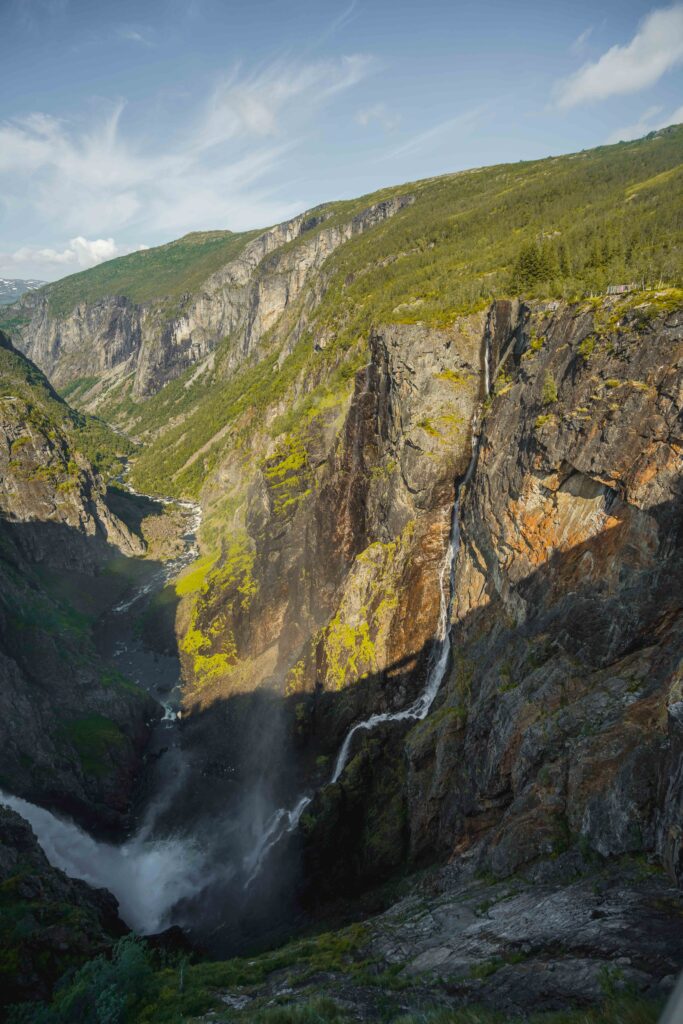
<box><xmin>244</xmin><ymin>334</ymin><xmax>493</xmax><ymax>884</ymax></box>
<box><xmin>0</xmin><ymin>790</ymin><xmax>206</xmax><ymax>934</ymax></box>
<box><xmin>243</xmin><ymin>795</ymin><xmax>312</xmax><ymax>888</ymax></box>
<box><xmin>3</xmin><ymin>336</ymin><xmax>494</xmax><ymax>923</ymax></box>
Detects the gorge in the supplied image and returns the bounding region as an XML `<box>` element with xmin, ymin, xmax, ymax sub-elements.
<box><xmin>0</xmin><ymin>126</ymin><xmax>682</xmax><ymax>1023</ymax></box>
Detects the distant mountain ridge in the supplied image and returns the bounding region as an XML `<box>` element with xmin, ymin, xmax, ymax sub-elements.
<box><xmin>0</xmin><ymin>276</ymin><xmax>45</xmax><ymax>305</ymax></box>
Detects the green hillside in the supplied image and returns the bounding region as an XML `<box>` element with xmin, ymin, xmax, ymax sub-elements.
<box><xmin>0</xmin><ymin>332</ymin><xmax>133</xmax><ymax>478</ymax></box>
<box><xmin>100</xmin><ymin>126</ymin><xmax>683</xmax><ymax>498</ymax></box>
<box><xmin>42</xmin><ymin>230</ymin><xmax>261</xmax><ymax>317</ymax></box>
<box><xmin>16</xmin><ymin>188</ymin><xmax>414</xmax><ymax>321</ymax></box>
<box><xmin>4</xmin><ymin>127</ymin><xmax>682</xmax><ymax>501</ymax></box>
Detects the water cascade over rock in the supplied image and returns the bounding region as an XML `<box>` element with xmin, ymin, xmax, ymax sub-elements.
<box><xmin>242</xmin><ymin>337</ymin><xmax>494</xmax><ymax>885</ymax></box>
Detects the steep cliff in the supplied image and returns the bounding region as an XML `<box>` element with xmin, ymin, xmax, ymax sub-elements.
<box><xmin>0</xmin><ymin>806</ymin><xmax>124</xmax><ymax>1007</ymax></box>
<box><xmin>10</xmin><ymin>196</ymin><xmax>412</xmax><ymax>402</ymax></box>
<box><xmin>0</xmin><ymin>331</ymin><xmax>141</xmax><ymax>564</ymax></box>
<box><xmin>2</xmin><ymin>129</ymin><xmax>683</xmax><ymax>1022</ymax></box>
<box><xmin>0</xmin><ymin>331</ymin><xmax>155</xmax><ymax>833</ymax></box>
<box><xmin>179</xmin><ymin>315</ymin><xmax>484</xmax><ymax>712</ymax></box>
<box><xmin>298</xmin><ymin>291</ymin><xmax>683</xmax><ymax>903</ymax></box>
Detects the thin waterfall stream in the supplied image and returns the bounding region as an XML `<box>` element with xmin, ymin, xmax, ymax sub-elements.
<box><xmin>243</xmin><ymin>336</ymin><xmax>493</xmax><ymax>886</ymax></box>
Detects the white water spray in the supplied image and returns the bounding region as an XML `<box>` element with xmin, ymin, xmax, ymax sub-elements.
<box><xmin>0</xmin><ymin>481</ymin><xmax>206</xmax><ymax>933</ymax></box>
<box><xmin>0</xmin><ymin>790</ymin><xmax>206</xmax><ymax>933</ymax></box>
<box><xmin>3</xmin><ymin>337</ymin><xmax>493</xmax><ymax>924</ymax></box>
<box><xmin>245</xmin><ymin>335</ymin><xmax>493</xmax><ymax>883</ymax></box>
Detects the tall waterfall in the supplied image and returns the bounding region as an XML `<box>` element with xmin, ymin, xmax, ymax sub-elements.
<box><xmin>244</xmin><ymin>335</ymin><xmax>492</xmax><ymax>884</ymax></box>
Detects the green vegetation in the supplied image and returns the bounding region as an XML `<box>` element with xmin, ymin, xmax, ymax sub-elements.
<box><xmin>535</xmin><ymin>413</ymin><xmax>556</xmax><ymax>430</ymax></box>
<box><xmin>262</xmin><ymin>434</ymin><xmax>313</xmax><ymax>518</ymax></box>
<box><xmin>40</xmin><ymin>231</ymin><xmax>262</xmax><ymax>317</ymax></box>
<box><xmin>16</xmin><ymin>131</ymin><xmax>666</xmax><ymax>510</ymax></box>
<box><xmin>59</xmin><ymin>376</ymin><xmax>100</xmax><ymax>403</ymax></box>
<box><xmin>8</xmin><ymin>925</ymin><xmax>372</xmax><ymax>1023</ymax></box>
<box><xmin>541</xmin><ymin>373</ymin><xmax>558</xmax><ymax>405</ymax></box>
<box><xmin>577</xmin><ymin>335</ymin><xmax>596</xmax><ymax>361</ymax></box>
<box><xmin>9</xmin><ymin>586</ymin><xmax>92</xmax><ymax>644</ymax></box>
<box><xmin>1</xmin><ymin>867</ymin><xmax>115</xmax><ymax>1012</ymax></box>
<box><xmin>0</xmin><ymin>332</ymin><xmax>133</xmax><ymax>482</ymax></box>
<box><xmin>58</xmin><ymin>715</ymin><xmax>125</xmax><ymax>778</ymax></box>
<box><xmin>74</xmin><ymin>415</ymin><xmax>134</xmax><ymax>480</ymax></box>
<box><xmin>174</xmin><ymin>553</ymin><xmax>216</xmax><ymax>597</ymax></box>
<box><xmin>100</xmin><ymin>668</ymin><xmax>144</xmax><ymax>697</ymax></box>
<box><xmin>90</xmin><ymin>126</ymin><xmax>683</xmax><ymax>503</ymax></box>
<box><xmin>7</xmin><ymin>926</ymin><xmax>667</xmax><ymax>1024</ymax></box>
<box><xmin>324</xmin><ymin>613</ymin><xmax>377</xmax><ymax>690</ymax></box>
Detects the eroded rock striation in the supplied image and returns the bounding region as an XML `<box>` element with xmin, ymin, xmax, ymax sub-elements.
<box><xmin>180</xmin><ymin>314</ymin><xmax>484</xmax><ymax>715</ymax></box>
<box><xmin>298</xmin><ymin>294</ymin><xmax>683</xmax><ymax>903</ymax></box>
<box><xmin>12</xmin><ymin>196</ymin><xmax>412</xmax><ymax>400</ymax></box>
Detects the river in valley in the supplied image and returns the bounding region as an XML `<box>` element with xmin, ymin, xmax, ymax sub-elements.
<box><xmin>1</xmin><ymin>335</ymin><xmax>493</xmax><ymax>953</ymax></box>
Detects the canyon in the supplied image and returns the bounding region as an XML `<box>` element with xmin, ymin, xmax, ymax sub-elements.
<box><xmin>0</xmin><ymin>128</ymin><xmax>681</xmax><ymax>1022</ymax></box>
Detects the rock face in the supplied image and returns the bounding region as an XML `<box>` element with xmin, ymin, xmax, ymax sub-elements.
<box><xmin>363</xmin><ymin>859</ymin><xmax>683</xmax><ymax>1016</ymax></box>
<box><xmin>0</xmin><ymin>331</ymin><xmax>155</xmax><ymax>833</ymax></box>
<box><xmin>413</xmin><ymin>297</ymin><xmax>683</xmax><ymax>879</ymax></box>
<box><xmin>296</xmin><ymin>294</ymin><xmax>683</xmax><ymax>902</ymax></box>
<box><xmin>0</xmin><ymin>806</ymin><xmax>123</xmax><ymax>1008</ymax></box>
<box><xmin>180</xmin><ymin>314</ymin><xmax>484</xmax><ymax>718</ymax></box>
<box><xmin>13</xmin><ymin>196</ymin><xmax>412</xmax><ymax>400</ymax></box>
<box><xmin>0</xmin><ymin>333</ymin><xmax>142</xmax><ymax>567</ymax></box>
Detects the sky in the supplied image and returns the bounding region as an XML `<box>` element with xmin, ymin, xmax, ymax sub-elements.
<box><xmin>0</xmin><ymin>0</ymin><xmax>682</xmax><ymax>281</ymax></box>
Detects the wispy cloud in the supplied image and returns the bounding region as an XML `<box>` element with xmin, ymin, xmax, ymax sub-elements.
<box><xmin>384</xmin><ymin>107</ymin><xmax>484</xmax><ymax>161</ymax></box>
<box><xmin>197</xmin><ymin>55</ymin><xmax>374</xmax><ymax>148</ymax></box>
<box><xmin>117</xmin><ymin>26</ymin><xmax>155</xmax><ymax>47</ymax></box>
<box><xmin>607</xmin><ymin>101</ymin><xmax>683</xmax><ymax>142</ymax></box>
<box><xmin>0</xmin><ymin>54</ymin><xmax>373</xmax><ymax>276</ymax></box>
<box><xmin>570</xmin><ymin>25</ymin><xmax>593</xmax><ymax>55</ymax></box>
<box><xmin>316</xmin><ymin>0</ymin><xmax>358</xmax><ymax>45</ymax></box>
<box><xmin>556</xmin><ymin>4</ymin><xmax>683</xmax><ymax>108</ymax></box>
<box><xmin>355</xmin><ymin>102</ymin><xmax>400</xmax><ymax>131</ymax></box>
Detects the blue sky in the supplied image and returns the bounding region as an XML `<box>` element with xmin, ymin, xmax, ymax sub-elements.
<box><xmin>1</xmin><ymin>0</ymin><xmax>682</xmax><ymax>280</ymax></box>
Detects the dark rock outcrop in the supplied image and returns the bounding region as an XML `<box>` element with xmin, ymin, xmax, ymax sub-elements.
<box><xmin>297</xmin><ymin>294</ymin><xmax>683</xmax><ymax>902</ymax></box>
<box><xmin>0</xmin><ymin>332</ymin><xmax>155</xmax><ymax>832</ymax></box>
<box><xmin>0</xmin><ymin>806</ymin><xmax>124</xmax><ymax>1008</ymax></box>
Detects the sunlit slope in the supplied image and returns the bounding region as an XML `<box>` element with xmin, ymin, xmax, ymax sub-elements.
<box><xmin>114</xmin><ymin>126</ymin><xmax>683</xmax><ymax>497</ymax></box>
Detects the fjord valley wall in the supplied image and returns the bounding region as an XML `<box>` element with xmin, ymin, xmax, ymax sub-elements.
<box><xmin>294</xmin><ymin>293</ymin><xmax>683</xmax><ymax>900</ymax></box>
<box><xmin>0</xmin><ymin>330</ymin><xmax>156</xmax><ymax>834</ymax></box>
<box><xmin>0</xmin><ymin>128</ymin><xmax>682</xmax><ymax>1020</ymax></box>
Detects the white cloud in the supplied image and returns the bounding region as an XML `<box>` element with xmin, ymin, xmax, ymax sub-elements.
<box><xmin>607</xmin><ymin>101</ymin><xmax>683</xmax><ymax>142</ymax></box>
<box><xmin>8</xmin><ymin>237</ymin><xmax>148</xmax><ymax>271</ymax></box>
<box><xmin>117</xmin><ymin>27</ymin><xmax>155</xmax><ymax>47</ymax></box>
<box><xmin>0</xmin><ymin>53</ymin><xmax>374</xmax><ymax>276</ymax></box>
<box><xmin>355</xmin><ymin>102</ymin><xmax>400</xmax><ymax>131</ymax></box>
<box><xmin>556</xmin><ymin>5</ymin><xmax>683</xmax><ymax>108</ymax></box>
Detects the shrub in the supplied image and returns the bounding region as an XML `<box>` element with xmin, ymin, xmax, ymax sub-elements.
<box><xmin>541</xmin><ymin>373</ymin><xmax>558</xmax><ymax>405</ymax></box>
